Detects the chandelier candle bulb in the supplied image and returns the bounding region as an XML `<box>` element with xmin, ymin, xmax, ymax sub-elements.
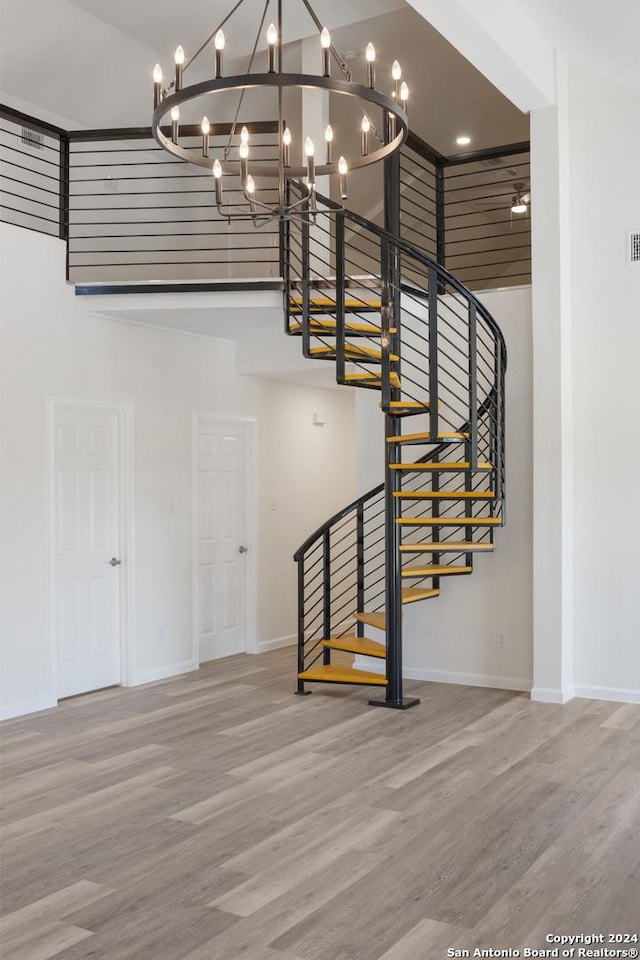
<box><xmin>239</xmin><ymin>140</ymin><xmax>249</xmax><ymax>185</ymax></box>
<box><xmin>213</xmin><ymin>159</ymin><xmax>223</xmax><ymax>205</ymax></box>
<box><xmin>338</xmin><ymin>156</ymin><xmax>348</xmax><ymax>199</ymax></box>
<box><xmin>282</xmin><ymin>127</ymin><xmax>291</xmax><ymax>167</ymax></box>
<box><xmin>305</xmin><ymin>136</ymin><xmax>315</xmax><ymax>186</ymax></box>
<box><xmin>153</xmin><ymin>64</ymin><xmax>162</xmax><ymax>107</ymax></box>
<box><xmin>366</xmin><ymin>43</ymin><xmax>375</xmax><ymax>88</ymax></box>
<box><xmin>240</xmin><ymin>126</ymin><xmax>249</xmax><ymax>145</ymax></box>
<box><xmin>361</xmin><ymin>115</ymin><xmax>371</xmax><ymax>156</ymax></box>
<box><xmin>267</xmin><ymin>23</ymin><xmax>277</xmax><ymax>73</ymax></box>
<box><xmin>400</xmin><ymin>81</ymin><xmax>409</xmax><ymax>116</ymax></box>
<box><xmin>171</xmin><ymin>106</ymin><xmax>180</xmax><ymax>143</ymax></box>
<box><xmin>214</xmin><ymin>30</ymin><xmax>225</xmax><ymax>78</ymax></box>
<box><xmin>246</xmin><ymin>174</ymin><xmax>257</xmax><ymax>214</ymax></box>
<box><xmin>392</xmin><ymin>60</ymin><xmax>402</xmax><ymax>100</ymax></box>
<box><xmin>321</xmin><ymin>27</ymin><xmax>331</xmax><ymax>77</ymax></box>
<box><xmin>387</xmin><ymin>109</ymin><xmax>397</xmax><ymax>142</ymax></box>
<box><xmin>174</xmin><ymin>45</ymin><xmax>185</xmax><ymax>91</ymax></box>
<box><xmin>201</xmin><ymin>117</ymin><xmax>210</xmax><ymax>157</ymax></box>
<box><xmin>324</xmin><ymin>125</ymin><xmax>333</xmax><ymax>164</ymax></box>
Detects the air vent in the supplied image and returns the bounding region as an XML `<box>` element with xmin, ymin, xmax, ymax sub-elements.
<box><xmin>483</xmin><ymin>157</ymin><xmax>503</xmax><ymax>168</ymax></box>
<box><xmin>628</xmin><ymin>231</ymin><xmax>640</xmax><ymax>265</ymax></box>
<box><xmin>20</xmin><ymin>127</ymin><xmax>44</xmax><ymax>150</ymax></box>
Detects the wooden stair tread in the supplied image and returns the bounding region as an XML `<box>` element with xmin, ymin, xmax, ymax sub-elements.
<box><xmin>397</xmin><ymin>517</ymin><xmax>502</xmax><ymax>526</ymax></box>
<box><xmin>354</xmin><ymin>587</ymin><xmax>441</xmax><ymax>631</ymax></box>
<box><xmin>387</xmin><ymin>431</ymin><xmax>470</xmax><ymax>443</ymax></box>
<box><xmin>298</xmin><ymin>664</ymin><xmax>386</xmax><ymax>685</ymax></box>
<box><xmin>401</xmin><ymin>564</ymin><xmax>473</xmax><ymax>577</ymax></box>
<box><xmin>310</xmin><ymin>344</ymin><xmax>399</xmax><ymax>362</ymax></box>
<box><xmin>322</xmin><ymin>636</ymin><xmax>386</xmax><ymax>659</ymax></box>
<box><xmin>289</xmin><ymin>297</ymin><xmax>382</xmax><ymax>314</ymax></box>
<box><xmin>390</xmin><ymin>461</ymin><xmax>493</xmax><ymax>471</ymax></box>
<box><xmin>354</xmin><ymin>611</ymin><xmax>386</xmax><ymax>631</ymax></box>
<box><xmin>394</xmin><ymin>491</ymin><xmax>495</xmax><ymax>499</ymax></box>
<box><xmin>382</xmin><ymin>401</ymin><xmax>431</xmax><ymax>410</ymax></box>
<box><xmin>402</xmin><ymin>587</ymin><xmax>441</xmax><ymax>603</ymax></box>
<box><xmin>400</xmin><ymin>541</ymin><xmax>494</xmax><ymax>553</ymax></box>
<box><xmin>346</xmin><ymin>372</ymin><xmax>401</xmax><ymax>388</ymax></box>
<box><xmin>289</xmin><ymin>319</ymin><xmax>389</xmax><ymax>335</ymax></box>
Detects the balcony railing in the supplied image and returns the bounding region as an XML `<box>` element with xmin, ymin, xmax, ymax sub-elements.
<box><xmin>1</xmin><ymin>103</ymin><xmax>530</xmax><ymax>292</ymax></box>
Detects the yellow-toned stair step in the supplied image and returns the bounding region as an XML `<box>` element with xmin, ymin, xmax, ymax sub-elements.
<box><xmin>400</xmin><ymin>541</ymin><xmax>494</xmax><ymax>553</ymax></box>
<box><xmin>346</xmin><ymin>372</ymin><xmax>401</xmax><ymax>388</ymax></box>
<box><xmin>289</xmin><ymin>319</ymin><xmax>393</xmax><ymax>335</ymax></box>
<box><xmin>381</xmin><ymin>401</ymin><xmax>432</xmax><ymax>412</ymax></box>
<box><xmin>354</xmin><ymin>587</ymin><xmax>441</xmax><ymax>631</ymax></box>
<box><xmin>298</xmin><ymin>664</ymin><xmax>386</xmax><ymax>685</ymax></box>
<box><xmin>402</xmin><ymin>586</ymin><xmax>441</xmax><ymax>603</ymax></box>
<box><xmin>310</xmin><ymin>344</ymin><xmax>399</xmax><ymax>362</ymax></box>
<box><xmin>390</xmin><ymin>461</ymin><xmax>493</xmax><ymax>472</ymax></box>
<box><xmin>387</xmin><ymin>430</ymin><xmax>470</xmax><ymax>443</ymax></box>
<box><xmin>355</xmin><ymin>611</ymin><xmax>387</xmax><ymax>631</ymax></box>
<box><xmin>396</xmin><ymin>516</ymin><xmax>502</xmax><ymax>526</ymax></box>
<box><xmin>401</xmin><ymin>564</ymin><xmax>473</xmax><ymax>577</ymax></box>
<box><xmin>322</xmin><ymin>636</ymin><xmax>386</xmax><ymax>659</ymax></box>
<box><xmin>289</xmin><ymin>297</ymin><xmax>382</xmax><ymax>314</ymax></box>
<box><xmin>394</xmin><ymin>491</ymin><xmax>495</xmax><ymax>500</ymax></box>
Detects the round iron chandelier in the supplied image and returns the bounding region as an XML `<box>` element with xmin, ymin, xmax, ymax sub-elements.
<box><xmin>151</xmin><ymin>0</ymin><xmax>409</xmax><ymax>224</ymax></box>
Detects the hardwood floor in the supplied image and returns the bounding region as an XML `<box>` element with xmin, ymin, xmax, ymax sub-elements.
<box><xmin>1</xmin><ymin>648</ymin><xmax>639</xmax><ymax>960</ymax></box>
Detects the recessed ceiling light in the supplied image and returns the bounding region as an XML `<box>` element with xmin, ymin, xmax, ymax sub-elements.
<box><xmin>456</xmin><ymin>135</ymin><xmax>471</xmax><ymax>146</ymax></box>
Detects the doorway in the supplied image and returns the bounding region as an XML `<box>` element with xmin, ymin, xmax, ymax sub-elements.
<box><xmin>193</xmin><ymin>414</ymin><xmax>257</xmax><ymax>663</ymax></box>
<box><xmin>50</xmin><ymin>400</ymin><xmax>132</xmax><ymax>699</ymax></box>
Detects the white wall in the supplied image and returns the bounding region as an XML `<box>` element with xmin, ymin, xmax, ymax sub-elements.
<box><xmin>566</xmin><ymin>67</ymin><xmax>640</xmax><ymax>700</ymax></box>
<box><xmin>355</xmin><ymin>285</ymin><xmax>533</xmax><ymax>690</ymax></box>
<box><xmin>0</xmin><ymin>224</ymin><xmax>356</xmax><ymax>717</ymax></box>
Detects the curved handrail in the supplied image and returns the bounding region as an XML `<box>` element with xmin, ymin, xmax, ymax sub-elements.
<box><xmin>291</xmin><ymin>207</ymin><xmax>507</xmax><ymax>562</ymax></box>
<box><xmin>306</xmin><ymin>184</ymin><xmax>508</xmax><ymax>361</ymax></box>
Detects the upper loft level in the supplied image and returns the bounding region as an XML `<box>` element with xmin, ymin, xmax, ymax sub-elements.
<box><xmin>0</xmin><ymin>2</ymin><xmax>531</xmax><ymax>295</ymax></box>
<box><xmin>0</xmin><ymin>103</ymin><xmax>531</xmax><ymax>294</ymax></box>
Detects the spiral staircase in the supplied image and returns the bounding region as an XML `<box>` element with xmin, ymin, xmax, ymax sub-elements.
<box><xmin>283</xmin><ymin>179</ymin><xmax>507</xmax><ymax>709</ymax></box>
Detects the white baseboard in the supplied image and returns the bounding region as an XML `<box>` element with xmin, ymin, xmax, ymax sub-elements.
<box><xmin>257</xmin><ymin>634</ymin><xmax>296</xmax><ymax>654</ymax></box>
<box><xmin>572</xmin><ymin>684</ymin><xmax>640</xmax><ymax>704</ymax></box>
<box><xmin>352</xmin><ymin>657</ymin><xmax>531</xmax><ymax>692</ymax></box>
<box><xmin>530</xmin><ymin>686</ymin><xmax>575</xmax><ymax>704</ymax></box>
<box><xmin>130</xmin><ymin>660</ymin><xmax>198</xmax><ymax>687</ymax></box>
<box><xmin>1</xmin><ymin>694</ymin><xmax>58</xmax><ymax>721</ymax></box>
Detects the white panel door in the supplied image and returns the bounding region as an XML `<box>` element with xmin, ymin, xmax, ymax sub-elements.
<box><xmin>54</xmin><ymin>406</ymin><xmax>121</xmax><ymax>698</ymax></box>
<box><xmin>196</xmin><ymin>418</ymin><xmax>247</xmax><ymax>662</ymax></box>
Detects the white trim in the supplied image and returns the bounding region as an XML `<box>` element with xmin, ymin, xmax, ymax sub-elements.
<box><xmin>131</xmin><ymin>660</ymin><xmax>198</xmax><ymax>687</ymax></box>
<box><xmin>353</xmin><ymin>656</ymin><xmax>532</xmax><ymax>692</ymax></box>
<box><xmin>530</xmin><ymin>685</ymin><xmax>575</xmax><ymax>704</ymax></box>
<box><xmin>1</xmin><ymin>695</ymin><xmax>58</xmax><ymax>721</ymax></box>
<box><xmin>47</xmin><ymin>398</ymin><xmax>135</xmax><ymax>703</ymax></box>
<box><xmin>258</xmin><ymin>634</ymin><xmax>296</xmax><ymax>654</ymax></box>
<box><xmin>572</xmin><ymin>685</ymin><xmax>640</xmax><ymax>705</ymax></box>
<box><xmin>192</xmin><ymin>413</ymin><xmax>258</xmax><ymax>664</ymax></box>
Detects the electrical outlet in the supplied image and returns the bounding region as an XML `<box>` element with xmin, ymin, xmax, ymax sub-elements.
<box><xmin>496</xmin><ymin>633</ymin><xmax>506</xmax><ymax>650</ymax></box>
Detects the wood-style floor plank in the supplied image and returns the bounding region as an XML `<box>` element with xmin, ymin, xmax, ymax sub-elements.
<box><xmin>1</xmin><ymin>647</ymin><xmax>639</xmax><ymax>960</ymax></box>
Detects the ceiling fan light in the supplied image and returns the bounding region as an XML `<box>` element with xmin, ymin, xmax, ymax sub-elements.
<box><xmin>511</xmin><ymin>202</ymin><xmax>527</xmax><ymax>214</ymax></box>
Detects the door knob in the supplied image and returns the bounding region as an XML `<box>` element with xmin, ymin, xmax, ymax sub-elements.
<box><xmin>108</xmin><ymin>557</ymin><xmax>122</xmax><ymax>567</ymax></box>
<box><xmin>238</xmin><ymin>545</ymin><xmax>248</xmax><ymax>554</ymax></box>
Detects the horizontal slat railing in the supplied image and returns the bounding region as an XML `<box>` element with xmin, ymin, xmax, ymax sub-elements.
<box><xmin>289</xmin><ymin>191</ymin><xmax>506</xmax><ymax>678</ymax></box>
<box><xmin>67</xmin><ymin>123</ymin><xmax>281</xmax><ymax>283</ymax></box>
<box><xmin>400</xmin><ymin>137</ymin><xmax>531</xmax><ymax>291</ymax></box>
<box><xmin>0</xmin><ymin>107</ymin><xmax>64</xmax><ymax>239</ymax></box>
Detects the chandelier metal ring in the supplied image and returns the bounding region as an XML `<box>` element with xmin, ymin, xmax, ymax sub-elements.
<box><xmin>152</xmin><ymin>73</ymin><xmax>408</xmax><ymax>178</ymax></box>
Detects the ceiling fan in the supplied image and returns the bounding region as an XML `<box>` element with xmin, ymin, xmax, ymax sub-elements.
<box><xmin>510</xmin><ymin>182</ymin><xmax>531</xmax><ymax>214</ymax></box>
<box><xmin>467</xmin><ymin>181</ymin><xmax>531</xmax><ymax>215</ymax></box>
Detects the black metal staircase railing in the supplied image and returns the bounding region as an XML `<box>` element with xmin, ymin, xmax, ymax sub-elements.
<box><xmin>287</xmin><ymin>183</ymin><xmax>506</xmax><ymax>706</ymax></box>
